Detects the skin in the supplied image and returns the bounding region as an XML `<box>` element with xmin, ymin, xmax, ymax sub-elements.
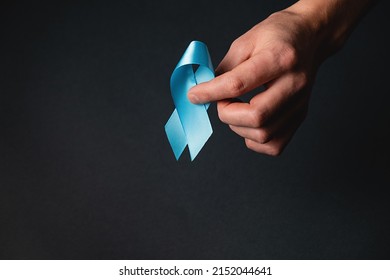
<box><xmin>188</xmin><ymin>0</ymin><xmax>378</xmax><ymax>156</ymax></box>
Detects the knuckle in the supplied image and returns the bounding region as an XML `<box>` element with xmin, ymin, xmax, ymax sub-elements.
<box><xmin>230</xmin><ymin>39</ymin><xmax>245</xmax><ymax>57</ymax></box>
<box><xmin>245</xmin><ymin>138</ymin><xmax>282</xmax><ymax>156</ymax></box>
<box><xmin>231</xmin><ymin>38</ymin><xmax>252</xmax><ymax>59</ymax></box>
<box><xmin>230</xmin><ymin>38</ymin><xmax>240</xmax><ymax>50</ymax></box>
<box><xmin>278</xmin><ymin>45</ymin><xmax>298</xmax><ymax>70</ymax></box>
<box><xmin>294</xmin><ymin>71</ymin><xmax>309</xmax><ymax>91</ymax></box>
<box><xmin>225</xmin><ymin>75</ymin><xmax>246</xmax><ymax>96</ymax></box>
<box><xmin>254</xmin><ymin>129</ymin><xmax>271</xmax><ymax>144</ymax></box>
<box><xmin>245</xmin><ymin>138</ymin><xmax>255</xmax><ymax>150</ymax></box>
<box><xmin>266</xmin><ymin>146</ymin><xmax>283</xmax><ymax>157</ymax></box>
<box><xmin>217</xmin><ymin>107</ymin><xmax>228</xmax><ymax>124</ymax></box>
<box><xmin>248</xmin><ymin>108</ymin><xmax>267</xmax><ymax>128</ymax></box>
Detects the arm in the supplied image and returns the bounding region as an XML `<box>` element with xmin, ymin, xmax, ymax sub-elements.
<box><xmin>188</xmin><ymin>0</ymin><xmax>378</xmax><ymax>156</ymax></box>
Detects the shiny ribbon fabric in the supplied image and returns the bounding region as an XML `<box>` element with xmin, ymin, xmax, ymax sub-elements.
<box><xmin>165</xmin><ymin>41</ymin><xmax>215</xmax><ymax>161</ymax></box>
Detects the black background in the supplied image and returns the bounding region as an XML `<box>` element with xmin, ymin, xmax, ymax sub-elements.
<box><xmin>1</xmin><ymin>0</ymin><xmax>389</xmax><ymax>259</ymax></box>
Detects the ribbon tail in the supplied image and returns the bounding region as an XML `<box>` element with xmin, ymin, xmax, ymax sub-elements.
<box><xmin>165</xmin><ymin>109</ymin><xmax>187</xmax><ymax>160</ymax></box>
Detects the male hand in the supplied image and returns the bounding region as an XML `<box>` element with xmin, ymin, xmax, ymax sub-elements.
<box><xmin>188</xmin><ymin>10</ymin><xmax>323</xmax><ymax>156</ymax></box>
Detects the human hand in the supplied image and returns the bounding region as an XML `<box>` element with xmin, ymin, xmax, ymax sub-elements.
<box><xmin>188</xmin><ymin>10</ymin><xmax>325</xmax><ymax>156</ymax></box>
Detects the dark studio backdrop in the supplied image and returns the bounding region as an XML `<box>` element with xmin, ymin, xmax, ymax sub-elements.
<box><xmin>0</xmin><ymin>0</ymin><xmax>389</xmax><ymax>259</ymax></box>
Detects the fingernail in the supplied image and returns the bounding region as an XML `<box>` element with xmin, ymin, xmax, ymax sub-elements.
<box><xmin>188</xmin><ymin>93</ymin><xmax>200</xmax><ymax>104</ymax></box>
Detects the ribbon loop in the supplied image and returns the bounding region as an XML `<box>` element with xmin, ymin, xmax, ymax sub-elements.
<box><xmin>165</xmin><ymin>41</ymin><xmax>214</xmax><ymax>161</ymax></box>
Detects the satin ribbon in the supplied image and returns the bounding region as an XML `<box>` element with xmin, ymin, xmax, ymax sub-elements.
<box><xmin>165</xmin><ymin>41</ymin><xmax>214</xmax><ymax>161</ymax></box>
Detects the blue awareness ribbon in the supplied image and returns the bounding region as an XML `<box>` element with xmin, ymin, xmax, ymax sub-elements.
<box><xmin>165</xmin><ymin>41</ymin><xmax>215</xmax><ymax>161</ymax></box>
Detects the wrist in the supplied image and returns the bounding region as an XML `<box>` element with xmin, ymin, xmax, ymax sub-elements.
<box><xmin>284</xmin><ymin>0</ymin><xmax>377</xmax><ymax>59</ymax></box>
<box><xmin>284</xmin><ymin>1</ymin><xmax>344</xmax><ymax>59</ymax></box>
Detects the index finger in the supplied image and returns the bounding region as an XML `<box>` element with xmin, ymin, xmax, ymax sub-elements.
<box><xmin>188</xmin><ymin>52</ymin><xmax>285</xmax><ymax>104</ymax></box>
